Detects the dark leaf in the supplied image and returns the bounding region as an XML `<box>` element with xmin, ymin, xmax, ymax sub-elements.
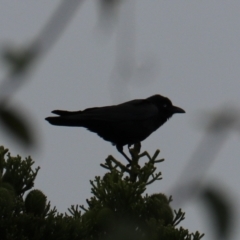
<box><xmin>201</xmin><ymin>185</ymin><xmax>233</xmax><ymax>239</ymax></box>
<box><xmin>0</xmin><ymin>107</ymin><xmax>33</xmax><ymax>147</ymax></box>
<box><xmin>2</xmin><ymin>46</ymin><xmax>37</xmax><ymax>75</ymax></box>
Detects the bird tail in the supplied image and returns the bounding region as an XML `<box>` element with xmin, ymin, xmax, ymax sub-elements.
<box><xmin>45</xmin><ymin>110</ymin><xmax>84</xmax><ymax>126</ymax></box>
<box><xmin>51</xmin><ymin>110</ymin><xmax>80</xmax><ymax>116</ymax></box>
<box><xmin>45</xmin><ymin>117</ymin><xmax>72</xmax><ymax>126</ymax></box>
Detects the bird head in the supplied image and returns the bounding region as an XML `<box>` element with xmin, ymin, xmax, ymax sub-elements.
<box><xmin>147</xmin><ymin>95</ymin><xmax>185</xmax><ymax>119</ymax></box>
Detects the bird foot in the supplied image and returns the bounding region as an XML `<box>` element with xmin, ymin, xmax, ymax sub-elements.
<box><xmin>116</xmin><ymin>145</ymin><xmax>132</xmax><ymax>163</ymax></box>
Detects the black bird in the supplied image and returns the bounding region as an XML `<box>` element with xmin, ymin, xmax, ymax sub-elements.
<box><xmin>46</xmin><ymin>95</ymin><xmax>185</xmax><ymax>161</ymax></box>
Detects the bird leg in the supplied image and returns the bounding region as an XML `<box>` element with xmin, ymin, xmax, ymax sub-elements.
<box><xmin>116</xmin><ymin>145</ymin><xmax>132</xmax><ymax>163</ymax></box>
<box><xmin>116</xmin><ymin>144</ymin><xmax>143</xmax><ymax>182</ymax></box>
<box><xmin>128</xmin><ymin>142</ymin><xmax>141</xmax><ymax>155</ymax></box>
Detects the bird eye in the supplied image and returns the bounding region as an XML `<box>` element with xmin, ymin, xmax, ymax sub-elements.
<box><xmin>163</xmin><ymin>104</ymin><xmax>167</xmax><ymax>108</ymax></box>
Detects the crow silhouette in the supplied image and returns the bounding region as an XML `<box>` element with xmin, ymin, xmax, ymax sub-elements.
<box><xmin>46</xmin><ymin>95</ymin><xmax>185</xmax><ymax>161</ymax></box>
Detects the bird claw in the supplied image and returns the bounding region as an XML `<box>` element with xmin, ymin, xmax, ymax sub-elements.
<box><xmin>121</xmin><ymin>151</ymin><xmax>132</xmax><ymax>163</ymax></box>
<box><xmin>116</xmin><ymin>145</ymin><xmax>132</xmax><ymax>163</ymax></box>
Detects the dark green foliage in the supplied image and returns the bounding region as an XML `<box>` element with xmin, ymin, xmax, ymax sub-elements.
<box><xmin>25</xmin><ymin>189</ymin><xmax>47</xmax><ymax>216</ymax></box>
<box><xmin>1</xmin><ymin>146</ymin><xmax>39</xmax><ymax>195</ymax></box>
<box><xmin>0</xmin><ymin>145</ymin><xmax>204</xmax><ymax>240</ymax></box>
<box><xmin>79</xmin><ymin>145</ymin><xmax>203</xmax><ymax>240</ymax></box>
<box><xmin>0</xmin><ymin>146</ymin><xmax>83</xmax><ymax>240</ymax></box>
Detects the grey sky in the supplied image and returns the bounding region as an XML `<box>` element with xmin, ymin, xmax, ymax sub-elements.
<box><xmin>0</xmin><ymin>1</ymin><xmax>240</xmax><ymax>239</ymax></box>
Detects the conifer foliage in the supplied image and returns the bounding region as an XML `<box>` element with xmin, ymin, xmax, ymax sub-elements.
<box><xmin>0</xmin><ymin>145</ymin><xmax>204</xmax><ymax>240</ymax></box>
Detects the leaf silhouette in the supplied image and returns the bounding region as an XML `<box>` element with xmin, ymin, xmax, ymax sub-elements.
<box><xmin>0</xmin><ymin>107</ymin><xmax>34</xmax><ymax>147</ymax></box>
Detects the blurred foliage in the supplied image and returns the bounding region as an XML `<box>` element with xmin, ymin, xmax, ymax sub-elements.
<box><xmin>0</xmin><ymin>145</ymin><xmax>204</xmax><ymax>240</ymax></box>
<box><xmin>0</xmin><ymin>45</ymin><xmax>37</xmax><ymax>148</ymax></box>
<box><xmin>0</xmin><ymin>0</ymin><xmax>83</xmax><ymax>148</ymax></box>
<box><xmin>200</xmin><ymin>185</ymin><xmax>233</xmax><ymax>239</ymax></box>
<box><xmin>2</xmin><ymin>46</ymin><xmax>37</xmax><ymax>75</ymax></box>
<box><xmin>0</xmin><ymin>107</ymin><xmax>34</xmax><ymax>148</ymax></box>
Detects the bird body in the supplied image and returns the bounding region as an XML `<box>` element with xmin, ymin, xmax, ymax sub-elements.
<box><xmin>46</xmin><ymin>95</ymin><xmax>185</xmax><ymax>152</ymax></box>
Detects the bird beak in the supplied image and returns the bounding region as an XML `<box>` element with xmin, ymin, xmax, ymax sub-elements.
<box><xmin>171</xmin><ymin>105</ymin><xmax>185</xmax><ymax>114</ymax></box>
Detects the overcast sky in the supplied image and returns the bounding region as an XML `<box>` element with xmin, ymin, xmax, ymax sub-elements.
<box><xmin>0</xmin><ymin>1</ymin><xmax>240</xmax><ymax>239</ymax></box>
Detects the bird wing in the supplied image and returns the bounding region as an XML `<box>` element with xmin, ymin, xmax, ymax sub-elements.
<box><xmin>81</xmin><ymin>99</ymin><xmax>158</xmax><ymax>121</ymax></box>
<box><xmin>53</xmin><ymin>99</ymin><xmax>159</xmax><ymax>122</ymax></box>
